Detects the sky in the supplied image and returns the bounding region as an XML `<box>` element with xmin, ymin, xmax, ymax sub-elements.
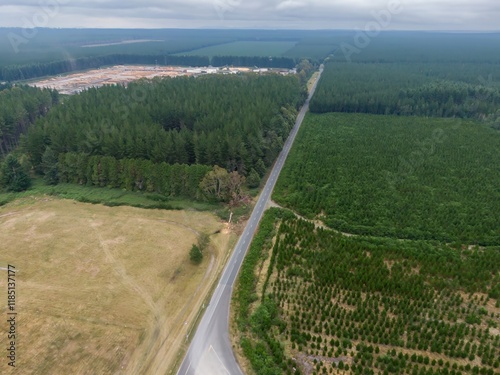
<box><xmin>0</xmin><ymin>0</ymin><xmax>499</xmax><ymax>31</ymax></box>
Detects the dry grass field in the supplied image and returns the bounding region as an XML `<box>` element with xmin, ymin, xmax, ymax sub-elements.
<box><xmin>0</xmin><ymin>196</ymin><xmax>234</xmax><ymax>374</ymax></box>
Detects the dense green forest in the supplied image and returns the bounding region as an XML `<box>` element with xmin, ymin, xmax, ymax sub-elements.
<box><xmin>237</xmin><ymin>213</ymin><xmax>499</xmax><ymax>375</ymax></box>
<box><xmin>57</xmin><ymin>153</ymin><xmax>211</xmax><ymax>199</ymax></box>
<box><xmin>274</xmin><ymin>113</ymin><xmax>500</xmax><ymax>245</ymax></box>
<box><xmin>24</xmin><ymin>74</ymin><xmax>303</xmax><ymax>170</ymax></box>
<box><xmin>0</xmin><ymin>84</ymin><xmax>59</xmax><ymax>155</ymax></box>
<box><xmin>332</xmin><ymin>32</ymin><xmax>500</xmax><ymax>63</ymax></box>
<box><xmin>310</xmin><ymin>63</ymin><xmax>500</xmax><ymax>127</ymax></box>
<box><xmin>4</xmin><ymin>73</ymin><xmax>304</xmax><ymax>199</ymax></box>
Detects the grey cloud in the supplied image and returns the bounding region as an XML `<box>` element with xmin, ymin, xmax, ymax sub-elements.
<box><xmin>0</xmin><ymin>0</ymin><xmax>499</xmax><ymax>30</ymax></box>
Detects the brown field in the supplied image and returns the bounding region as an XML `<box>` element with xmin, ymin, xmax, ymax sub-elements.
<box><xmin>0</xmin><ymin>197</ymin><xmax>235</xmax><ymax>374</ymax></box>
<box><xmin>27</xmin><ymin>65</ymin><xmax>261</xmax><ymax>95</ymax></box>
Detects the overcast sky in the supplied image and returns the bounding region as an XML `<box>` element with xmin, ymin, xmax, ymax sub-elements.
<box><xmin>1</xmin><ymin>0</ymin><xmax>499</xmax><ymax>31</ymax></box>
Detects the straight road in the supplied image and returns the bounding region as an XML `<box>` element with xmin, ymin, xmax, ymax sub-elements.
<box><xmin>177</xmin><ymin>65</ymin><xmax>324</xmax><ymax>375</ymax></box>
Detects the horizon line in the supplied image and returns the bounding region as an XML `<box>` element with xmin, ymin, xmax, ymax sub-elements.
<box><xmin>1</xmin><ymin>27</ymin><xmax>500</xmax><ymax>34</ymax></box>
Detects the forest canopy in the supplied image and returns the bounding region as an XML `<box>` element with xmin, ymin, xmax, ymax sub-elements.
<box><xmin>310</xmin><ymin>62</ymin><xmax>500</xmax><ymax>128</ymax></box>
<box><xmin>274</xmin><ymin>113</ymin><xmax>500</xmax><ymax>245</ymax></box>
<box><xmin>24</xmin><ymin>74</ymin><xmax>303</xmax><ymax>170</ymax></box>
<box><xmin>15</xmin><ymin>73</ymin><xmax>304</xmax><ymax>199</ymax></box>
<box><xmin>0</xmin><ymin>85</ymin><xmax>59</xmax><ymax>156</ymax></box>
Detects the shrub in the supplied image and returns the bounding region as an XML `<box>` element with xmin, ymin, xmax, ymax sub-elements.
<box><xmin>189</xmin><ymin>244</ymin><xmax>203</xmax><ymax>264</ymax></box>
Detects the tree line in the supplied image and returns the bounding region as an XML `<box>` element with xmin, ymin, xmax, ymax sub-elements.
<box><xmin>24</xmin><ymin>74</ymin><xmax>303</xmax><ymax>177</ymax></box>
<box><xmin>55</xmin><ymin>152</ymin><xmax>211</xmax><ymax>200</ymax></box>
<box><xmin>234</xmin><ymin>208</ymin><xmax>297</xmax><ymax>375</ymax></box>
<box><xmin>310</xmin><ymin>62</ymin><xmax>500</xmax><ymax>124</ymax></box>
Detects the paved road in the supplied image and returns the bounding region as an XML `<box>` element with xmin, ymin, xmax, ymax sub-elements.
<box><xmin>176</xmin><ymin>65</ymin><xmax>324</xmax><ymax>375</ymax></box>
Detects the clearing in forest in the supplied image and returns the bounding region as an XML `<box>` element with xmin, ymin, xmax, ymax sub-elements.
<box><xmin>177</xmin><ymin>41</ymin><xmax>298</xmax><ymax>57</ymax></box>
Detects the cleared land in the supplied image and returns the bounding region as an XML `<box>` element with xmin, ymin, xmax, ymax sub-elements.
<box><xmin>176</xmin><ymin>41</ymin><xmax>298</xmax><ymax>57</ymax></box>
<box><xmin>27</xmin><ymin>65</ymin><xmax>260</xmax><ymax>95</ymax></box>
<box><xmin>28</xmin><ymin>65</ymin><xmax>190</xmax><ymax>95</ymax></box>
<box><xmin>81</xmin><ymin>40</ymin><xmax>164</xmax><ymax>48</ymax></box>
<box><xmin>0</xmin><ymin>197</ymin><xmax>234</xmax><ymax>374</ymax></box>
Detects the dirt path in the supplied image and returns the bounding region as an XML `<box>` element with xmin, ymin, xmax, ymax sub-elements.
<box><xmin>89</xmin><ymin>218</ymin><xmax>234</xmax><ymax>375</ymax></box>
<box><xmin>269</xmin><ymin>200</ymin><xmax>358</xmax><ymax>237</ymax></box>
<box><xmin>0</xmin><ymin>212</ymin><xmax>18</xmax><ymax>219</ymax></box>
<box><xmin>90</xmin><ymin>220</ymin><xmax>160</xmax><ymax>315</ymax></box>
<box><xmin>149</xmin><ymin>228</ymin><xmax>235</xmax><ymax>375</ymax></box>
<box><xmin>0</xmin><ymin>198</ymin><xmax>230</xmax><ymax>375</ymax></box>
<box><xmin>89</xmin><ymin>220</ymin><xmax>165</xmax><ymax>375</ymax></box>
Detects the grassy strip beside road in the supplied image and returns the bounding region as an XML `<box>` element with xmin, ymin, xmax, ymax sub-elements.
<box><xmin>233</xmin><ymin>208</ymin><xmax>295</xmax><ymax>375</ymax></box>
<box><xmin>235</xmin><ymin>208</ymin><xmax>290</xmax><ymax>329</ymax></box>
<box><xmin>0</xmin><ymin>180</ymin><xmax>219</xmax><ymax>211</ymax></box>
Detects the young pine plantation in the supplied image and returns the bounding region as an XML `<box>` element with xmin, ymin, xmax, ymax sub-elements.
<box><xmin>233</xmin><ymin>60</ymin><xmax>500</xmax><ymax>375</ymax></box>
<box><xmin>236</xmin><ymin>212</ymin><xmax>499</xmax><ymax>375</ymax></box>
<box><xmin>274</xmin><ymin>113</ymin><xmax>500</xmax><ymax>245</ymax></box>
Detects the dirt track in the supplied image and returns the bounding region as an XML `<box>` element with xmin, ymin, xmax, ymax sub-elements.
<box><xmin>0</xmin><ymin>197</ymin><xmax>235</xmax><ymax>375</ymax></box>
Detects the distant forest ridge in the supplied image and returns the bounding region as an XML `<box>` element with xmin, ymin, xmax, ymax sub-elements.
<box><xmin>311</xmin><ymin>62</ymin><xmax>500</xmax><ymax>128</ymax></box>
<box><xmin>3</xmin><ymin>29</ymin><xmax>500</xmax><ymax>82</ymax></box>
<box><xmin>0</xmin><ymin>54</ymin><xmax>297</xmax><ymax>82</ymax></box>
<box><xmin>0</xmin><ymin>28</ymin><xmax>342</xmax><ymax>81</ymax></box>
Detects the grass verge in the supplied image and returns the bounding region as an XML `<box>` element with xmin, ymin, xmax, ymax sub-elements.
<box><xmin>0</xmin><ymin>180</ymin><xmax>219</xmax><ymax>211</ymax></box>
